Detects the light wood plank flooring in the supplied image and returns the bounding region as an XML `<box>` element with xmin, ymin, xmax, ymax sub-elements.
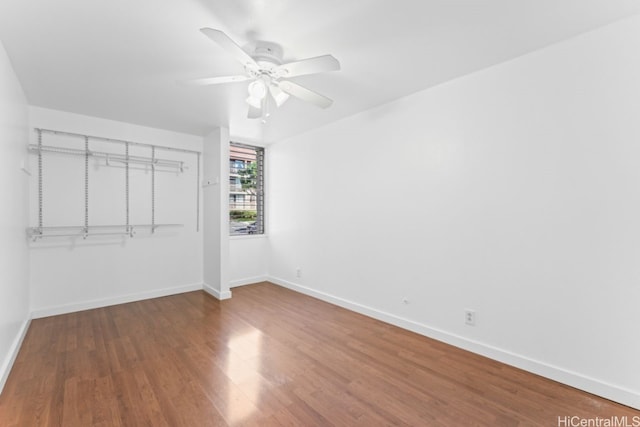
<box><xmin>0</xmin><ymin>282</ymin><xmax>637</xmax><ymax>426</ymax></box>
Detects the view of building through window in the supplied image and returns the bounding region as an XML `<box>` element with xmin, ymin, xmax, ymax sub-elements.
<box><xmin>229</xmin><ymin>142</ymin><xmax>264</xmax><ymax>235</ymax></box>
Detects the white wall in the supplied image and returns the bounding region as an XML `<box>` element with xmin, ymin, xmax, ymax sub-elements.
<box><xmin>267</xmin><ymin>16</ymin><xmax>640</xmax><ymax>409</ymax></box>
<box><xmin>0</xmin><ymin>40</ymin><xmax>30</xmax><ymax>392</ymax></box>
<box><xmin>28</xmin><ymin>107</ymin><xmax>203</xmax><ymax>316</ymax></box>
<box><xmin>229</xmin><ymin>236</ymin><xmax>269</xmax><ymax>287</ymax></box>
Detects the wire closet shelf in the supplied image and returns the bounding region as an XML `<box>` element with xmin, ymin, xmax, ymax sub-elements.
<box><xmin>27</xmin><ymin>128</ymin><xmax>201</xmax><ymax>241</ymax></box>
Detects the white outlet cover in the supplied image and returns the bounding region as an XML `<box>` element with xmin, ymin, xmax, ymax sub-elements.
<box><xmin>465</xmin><ymin>309</ymin><xmax>476</xmax><ymax>326</ymax></box>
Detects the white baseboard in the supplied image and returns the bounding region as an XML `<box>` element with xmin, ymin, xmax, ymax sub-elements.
<box><xmin>268</xmin><ymin>276</ymin><xmax>640</xmax><ymax>411</ymax></box>
<box><xmin>230</xmin><ymin>275</ymin><xmax>269</xmax><ymax>288</ymax></box>
<box><xmin>203</xmin><ymin>283</ymin><xmax>232</xmax><ymax>300</ymax></box>
<box><xmin>31</xmin><ymin>282</ymin><xmax>204</xmax><ymax>319</ymax></box>
<box><xmin>0</xmin><ymin>316</ymin><xmax>31</xmax><ymax>395</ymax></box>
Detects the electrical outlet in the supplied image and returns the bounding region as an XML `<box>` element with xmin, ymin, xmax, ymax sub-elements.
<box><xmin>464</xmin><ymin>309</ymin><xmax>476</xmax><ymax>326</ymax></box>
<box><xmin>296</xmin><ymin>268</ymin><xmax>301</xmax><ymax>278</ymax></box>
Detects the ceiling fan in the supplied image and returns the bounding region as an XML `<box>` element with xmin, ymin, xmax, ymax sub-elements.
<box><xmin>184</xmin><ymin>28</ymin><xmax>340</xmax><ymax>120</ymax></box>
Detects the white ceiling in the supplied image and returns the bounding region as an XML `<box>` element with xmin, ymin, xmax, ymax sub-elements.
<box><xmin>1</xmin><ymin>1</ymin><xmax>639</xmax><ymax>144</ymax></box>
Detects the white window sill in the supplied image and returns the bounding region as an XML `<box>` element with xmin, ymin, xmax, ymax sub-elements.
<box><xmin>229</xmin><ymin>234</ymin><xmax>268</xmax><ymax>240</ymax></box>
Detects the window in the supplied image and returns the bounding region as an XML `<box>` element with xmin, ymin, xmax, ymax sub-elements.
<box><xmin>229</xmin><ymin>142</ymin><xmax>264</xmax><ymax>235</ymax></box>
<box><xmin>230</xmin><ymin>159</ymin><xmax>245</xmax><ymax>174</ymax></box>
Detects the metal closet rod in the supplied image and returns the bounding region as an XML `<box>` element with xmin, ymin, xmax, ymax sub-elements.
<box><xmin>28</xmin><ymin>144</ymin><xmax>184</xmax><ymax>169</ymax></box>
<box><xmin>27</xmin><ymin>224</ymin><xmax>184</xmax><ymax>240</ymax></box>
<box><xmin>34</xmin><ymin>128</ymin><xmax>201</xmax><ymax>155</ymax></box>
<box><xmin>29</xmin><ymin>224</ymin><xmax>183</xmax><ymax>230</ymax></box>
<box><xmin>31</xmin><ymin>231</ymin><xmax>131</xmax><ymax>239</ymax></box>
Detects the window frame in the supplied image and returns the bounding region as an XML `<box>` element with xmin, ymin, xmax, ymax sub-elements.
<box><xmin>229</xmin><ymin>142</ymin><xmax>265</xmax><ymax>236</ymax></box>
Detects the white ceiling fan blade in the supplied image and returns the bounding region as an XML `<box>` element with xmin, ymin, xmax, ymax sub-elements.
<box><xmin>180</xmin><ymin>75</ymin><xmax>251</xmax><ymax>86</ymax></box>
<box><xmin>200</xmin><ymin>28</ymin><xmax>258</xmax><ymax>70</ymax></box>
<box><xmin>276</xmin><ymin>55</ymin><xmax>340</xmax><ymax>78</ymax></box>
<box><xmin>278</xmin><ymin>80</ymin><xmax>333</xmax><ymax>109</ymax></box>
<box><xmin>269</xmin><ymin>84</ymin><xmax>290</xmax><ymax>107</ymax></box>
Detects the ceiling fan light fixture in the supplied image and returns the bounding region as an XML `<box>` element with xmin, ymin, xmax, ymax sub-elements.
<box><xmin>246</xmin><ymin>95</ymin><xmax>262</xmax><ymax>109</ymax></box>
<box><xmin>269</xmin><ymin>84</ymin><xmax>290</xmax><ymax>107</ymax></box>
<box><xmin>246</xmin><ymin>79</ymin><xmax>268</xmax><ymax>109</ymax></box>
<box><xmin>247</xmin><ymin>80</ymin><xmax>267</xmax><ymax>100</ymax></box>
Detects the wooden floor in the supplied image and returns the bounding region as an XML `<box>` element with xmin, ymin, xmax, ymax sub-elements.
<box><xmin>0</xmin><ymin>282</ymin><xmax>637</xmax><ymax>426</ymax></box>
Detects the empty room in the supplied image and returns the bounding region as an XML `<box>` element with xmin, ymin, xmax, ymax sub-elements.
<box><xmin>1</xmin><ymin>1</ymin><xmax>640</xmax><ymax>425</ymax></box>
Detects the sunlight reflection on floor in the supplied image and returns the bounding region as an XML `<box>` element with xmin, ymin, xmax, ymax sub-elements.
<box><xmin>224</xmin><ymin>329</ymin><xmax>264</xmax><ymax>424</ymax></box>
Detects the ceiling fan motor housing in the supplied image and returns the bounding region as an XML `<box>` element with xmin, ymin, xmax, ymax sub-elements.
<box><xmin>251</xmin><ymin>42</ymin><xmax>284</xmax><ymax>67</ymax></box>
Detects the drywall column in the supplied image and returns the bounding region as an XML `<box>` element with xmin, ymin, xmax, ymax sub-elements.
<box><xmin>202</xmin><ymin>127</ymin><xmax>231</xmax><ymax>299</ymax></box>
<box><xmin>0</xmin><ymin>39</ymin><xmax>30</xmax><ymax>393</ymax></box>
